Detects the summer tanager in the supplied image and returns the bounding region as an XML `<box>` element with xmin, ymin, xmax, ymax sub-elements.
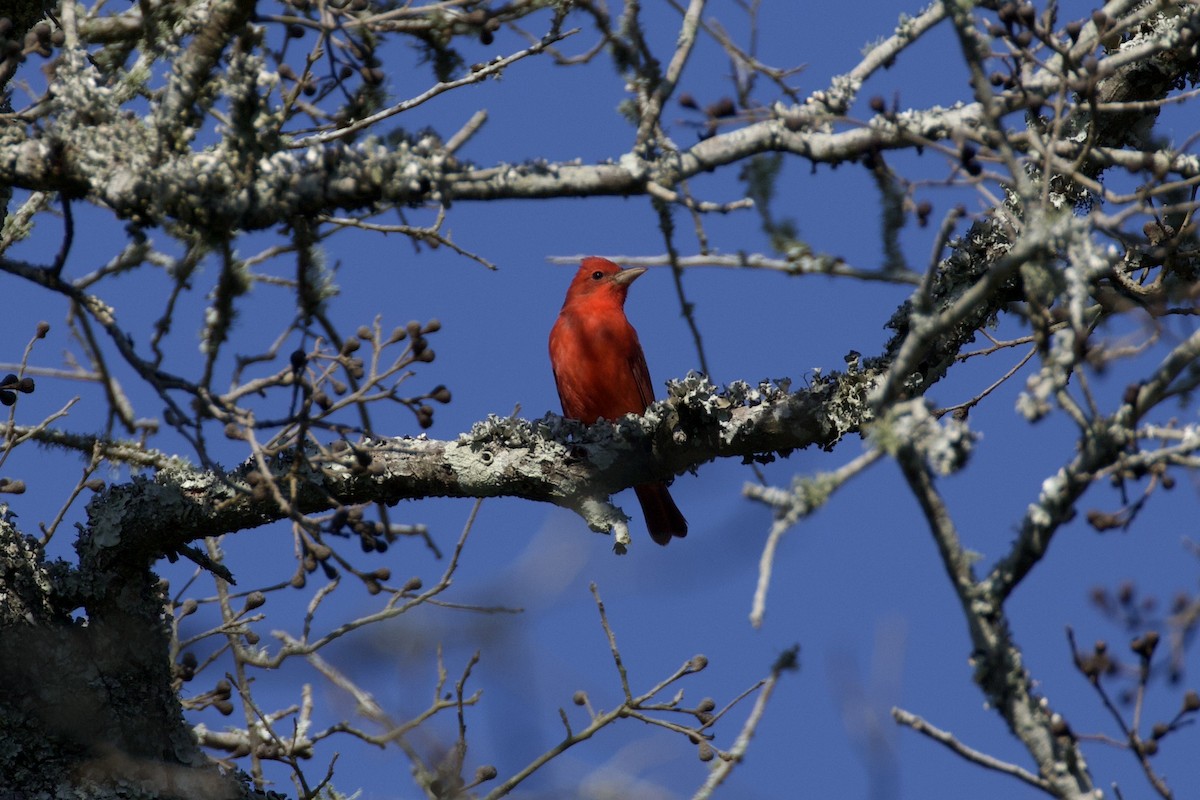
<box><xmin>548</xmin><ymin>257</ymin><xmax>688</xmax><ymax>545</ymax></box>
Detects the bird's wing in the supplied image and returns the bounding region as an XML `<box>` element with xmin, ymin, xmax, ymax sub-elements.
<box><xmin>551</xmin><ymin>362</ymin><xmax>571</xmax><ymax>413</ymax></box>
<box><xmin>629</xmin><ymin>333</ymin><xmax>656</xmax><ymax>412</ymax></box>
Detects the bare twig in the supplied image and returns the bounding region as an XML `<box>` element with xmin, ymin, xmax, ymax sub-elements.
<box><xmin>891</xmin><ymin>707</ymin><xmax>1053</xmax><ymax>793</ymax></box>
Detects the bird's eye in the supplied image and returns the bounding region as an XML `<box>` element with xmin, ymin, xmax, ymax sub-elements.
<box><xmin>591</xmin><ymin>270</ymin><xmax>605</xmax><ymax>280</ymax></box>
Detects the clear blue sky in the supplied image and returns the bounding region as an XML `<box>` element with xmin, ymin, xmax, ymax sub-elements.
<box><xmin>5</xmin><ymin>1</ymin><xmax>1199</xmax><ymax>798</ymax></box>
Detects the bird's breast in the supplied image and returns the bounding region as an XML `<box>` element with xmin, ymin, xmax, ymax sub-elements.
<box><xmin>550</xmin><ymin>309</ymin><xmax>648</xmax><ymax>424</ymax></box>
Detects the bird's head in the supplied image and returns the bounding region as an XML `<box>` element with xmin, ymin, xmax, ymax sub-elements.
<box><xmin>563</xmin><ymin>257</ymin><xmax>647</xmax><ymax>305</ymax></box>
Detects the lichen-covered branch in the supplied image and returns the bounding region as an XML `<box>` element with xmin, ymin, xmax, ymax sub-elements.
<box><xmin>80</xmin><ymin>371</ymin><xmax>875</xmax><ymax>575</ymax></box>
<box><xmin>895</xmin><ymin>434</ymin><xmax>1096</xmax><ymax>799</ymax></box>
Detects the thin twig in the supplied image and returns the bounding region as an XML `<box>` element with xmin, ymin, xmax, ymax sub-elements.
<box><xmin>891</xmin><ymin>707</ymin><xmax>1053</xmax><ymax>792</ymax></box>
<box><xmin>691</xmin><ymin>646</ymin><xmax>798</xmax><ymax>799</ymax></box>
<box><xmin>289</xmin><ymin>29</ymin><xmax>578</xmax><ymax>148</ymax></box>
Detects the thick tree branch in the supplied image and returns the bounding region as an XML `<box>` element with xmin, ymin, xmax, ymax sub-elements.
<box><xmin>1</xmin><ymin>6</ymin><xmax>1194</xmax><ymax>236</ymax></box>
<box><xmin>895</xmin><ymin>439</ymin><xmax>1095</xmax><ymax>799</ymax></box>
<box><xmin>155</xmin><ymin>0</ymin><xmax>257</xmax><ymax>151</ymax></box>
<box><xmin>81</xmin><ymin>371</ymin><xmax>874</xmax><ymax>574</ymax></box>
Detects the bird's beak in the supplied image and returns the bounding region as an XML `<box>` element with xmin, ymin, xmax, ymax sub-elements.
<box><xmin>611</xmin><ymin>267</ymin><xmax>647</xmax><ymax>286</ymax></box>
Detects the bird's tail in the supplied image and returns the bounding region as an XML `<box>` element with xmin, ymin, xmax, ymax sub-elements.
<box><xmin>634</xmin><ymin>483</ymin><xmax>688</xmax><ymax>546</ymax></box>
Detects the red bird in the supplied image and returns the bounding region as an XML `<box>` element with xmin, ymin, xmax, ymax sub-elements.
<box><xmin>549</xmin><ymin>257</ymin><xmax>687</xmax><ymax>545</ymax></box>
